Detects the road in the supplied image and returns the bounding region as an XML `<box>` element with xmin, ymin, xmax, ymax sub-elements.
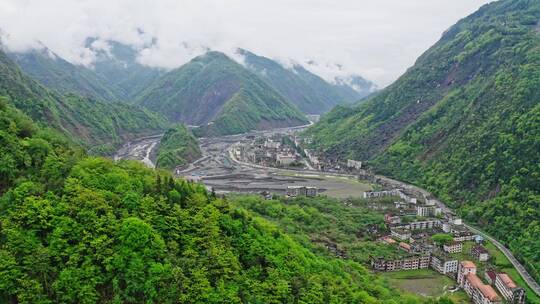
<box><xmin>114</xmin><ymin>127</ymin><xmax>539</xmax><ymax>295</ymax></box>
<box><xmin>464</xmin><ymin>224</ymin><xmax>540</xmax><ymax>296</ymax></box>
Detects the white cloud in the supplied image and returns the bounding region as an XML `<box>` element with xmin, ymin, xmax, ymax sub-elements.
<box><xmin>0</xmin><ymin>0</ymin><xmax>492</xmax><ymax>87</ymax></box>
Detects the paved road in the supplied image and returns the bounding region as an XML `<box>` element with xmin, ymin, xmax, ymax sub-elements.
<box><xmin>464</xmin><ymin>224</ymin><xmax>540</xmax><ymax>296</ymax></box>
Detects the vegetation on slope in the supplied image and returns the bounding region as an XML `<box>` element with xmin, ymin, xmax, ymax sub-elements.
<box><xmin>238</xmin><ymin>49</ymin><xmax>373</xmax><ymax>114</ymax></box>
<box><xmin>0</xmin><ymin>99</ymin><xmax>440</xmax><ymax>303</ymax></box>
<box><xmin>0</xmin><ymin>49</ymin><xmax>168</xmax><ymax>154</ymax></box>
<box><xmin>156</xmin><ymin>124</ymin><xmax>202</xmax><ymax>170</ymax></box>
<box><xmin>137</xmin><ymin>51</ymin><xmax>308</xmax><ymax>136</ymax></box>
<box><xmin>306</xmin><ymin>0</ymin><xmax>540</xmax><ymax>281</ymax></box>
<box><xmin>7</xmin><ymin>47</ymin><xmax>125</xmax><ymax>102</ymax></box>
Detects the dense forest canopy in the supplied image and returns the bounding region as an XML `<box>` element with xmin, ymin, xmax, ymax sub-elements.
<box><xmin>306</xmin><ymin>0</ymin><xmax>540</xmax><ymax>281</ymax></box>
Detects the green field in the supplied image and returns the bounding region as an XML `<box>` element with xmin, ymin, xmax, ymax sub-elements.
<box><xmin>381</xmin><ymin>269</ymin><xmax>469</xmax><ymax>303</ymax></box>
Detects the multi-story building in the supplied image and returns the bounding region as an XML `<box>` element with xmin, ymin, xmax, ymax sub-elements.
<box><xmin>458</xmin><ymin>261</ymin><xmax>477</xmax><ymax>287</ymax></box>
<box><xmin>371</xmin><ymin>255</ymin><xmax>430</xmax><ymax>272</ymax></box>
<box><xmin>495</xmin><ymin>273</ymin><xmax>526</xmax><ymax>304</ymax></box>
<box><xmin>347</xmin><ymin>159</ymin><xmax>362</xmax><ymax>170</ymax></box>
<box><xmin>286</xmin><ymin>186</ymin><xmax>317</xmax><ymax>197</ymax></box>
<box><xmin>458</xmin><ymin>261</ymin><xmax>501</xmax><ymax>304</ymax></box>
<box><xmin>417</xmin><ymin>205</ymin><xmax>436</xmax><ymax>217</ymax></box>
<box><xmin>443</xmin><ymin>241</ymin><xmax>463</xmax><ymax>254</ymax></box>
<box><xmin>409</xmin><ymin>219</ymin><xmax>441</xmax><ymax>230</ymax></box>
<box><xmin>391</xmin><ymin>228</ymin><xmax>411</xmax><ymax>241</ymax></box>
<box><xmin>384</xmin><ymin>213</ymin><xmax>402</xmax><ymax>225</ymax></box>
<box><xmin>399</xmin><ymin>242</ymin><xmax>411</xmax><ymax>252</ymax></box>
<box><xmin>276</xmin><ymin>153</ymin><xmax>296</xmax><ymax>166</ymax></box>
<box><xmin>430</xmin><ymin>253</ymin><xmax>458</xmax><ymax>274</ymax></box>
<box><xmin>454</xmin><ymin>231</ymin><xmax>477</xmax><ymax>242</ymax></box>
<box><xmin>471</xmin><ymin>245</ymin><xmax>490</xmax><ymax>262</ymax></box>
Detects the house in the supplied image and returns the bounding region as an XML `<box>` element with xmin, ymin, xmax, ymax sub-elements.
<box><xmin>471</xmin><ymin>245</ymin><xmax>490</xmax><ymax>262</ymax></box>
<box><xmin>443</xmin><ymin>241</ymin><xmax>463</xmax><ymax>254</ymax></box>
<box><xmin>380</xmin><ymin>236</ymin><xmax>396</xmax><ymax>245</ymax></box>
<box><xmin>495</xmin><ymin>273</ymin><xmax>526</xmax><ymax>304</ymax></box>
<box><xmin>430</xmin><ymin>253</ymin><xmax>458</xmax><ymax>274</ymax></box>
<box><xmin>399</xmin><ymin>242</ymin><xmax>411</xmax><ymax>252</ymax></box>
<box><xmin>391</xmin><ymin>228</ymin><xmax>411</xmax><ymax>241</ymax></box>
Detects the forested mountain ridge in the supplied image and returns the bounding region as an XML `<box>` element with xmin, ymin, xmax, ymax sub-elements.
<box><xmin>7</xmin><ymin>47</ymin><xmax>125</xmax><ymax>102</ymax></box>
<box><xmin>0</xmin><ymin>48</ymin><xmax>168</xmax><ymax>154</ymax></box>
<box><xmin>306</xmin><ymin>0</ymin><xmax>540</xmax><ymax>281</ymax></box>
<box><xmin>237</xmin><ymin>49</ymin><xmax>375</xmax><ymax>114</ymax></box>
<box><xmin>156</xmin><ymin>124</ymin><xmax>202</xmax><ymax>170</ymax></box>
<box><xmin>0</xmin><ymin>96</ymin><xmax>445</xmax><ymax>303</ymax></box>
<box><xmin>136</xmin><ymin>51</ymin><xmax>308</xmax><ymax>136</ymax></box>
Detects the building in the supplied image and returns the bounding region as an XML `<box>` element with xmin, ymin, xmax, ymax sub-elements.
<box><xmin>443</xmin><ymin>241</ymin><xmax>463</xmax><ymax>254</ymax></box>
<box><xmin>286</xmin><ymin>186</ymin><xmax>317</xmax><ymax>197</ymax></box>
<box><xmin>384</xmin><ymin>213</ymin><xmax>401</xmax><ymax>225</ymax></box>
<box><xmin>264</xmin><ymin>139</ymin><xmax>281</xmax><ymax>149</ymax></box>
<box><xmin>454</xmin><ymin>231</ymin><xmax>477</xmax><ymax>242</ymax></box>
<box><xmin>430</xmin><ymin>253</ymin><xmax>459</xmax><ymax>274</ymax></box>
<box><xmin>458</xmin><ymin>261</ymin><xmax>477</xmax><ymax>287</ymax></box>
<box><xmin>409</xmin><ymin>219</ymin><xmax>441</xmax><ymax>230</ymax></box>
<box><xmin>495</xmin><ymin>273</ymin><xmax>526</xmax><ymax>304</ymax></box>
<box><xmin>485</xmin><ymin>270</ymin><xmax>497</xmax><ymax>285</ymax></box>
<box><xmin>380</xmin><ymin>236</ymin><xmax>396</xmax><ymax>245</ymax></box>
<box><xmin>347</xmin><ymin>159</ymin><xmax>362</xmax><ymax>170</ymax></box>
<box><xmin>399</xmin><ymin>242</ymin><xmax>411</xmax><ymax>252</ymax></box>
<box><xmin>417</xmin><ymin>205</ymin><xmax>435</xmax><ymax>217</ymax></box>
<box><xmin>371</xmin><ymin>255</ymin><xmax>430</xmax><ymax>272</ymax></box>
<box><xmin>276</xmin><ymin>153</ymin><xmax>296</xmax><ymax>166</ymax></box>
<box><xmin>471</xmin><ymin>245</ymin><xmax>490</xmax><ymax>262</ymax></box>
<box><xmin>305</xmin><ymin>186</ymin><xmax>317</xmax><ymax>197</ymax></box>
<box><xmin>458</xmin><ymin>261</ymin><xmax>501</xmax><ymax>304</ymax></box>
<box><xmin>391</xmin><ymin>228</ymin><xmax>411</xmax><ymax>241</ymax></box>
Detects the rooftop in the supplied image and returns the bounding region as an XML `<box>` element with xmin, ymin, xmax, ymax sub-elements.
<box><xmin>498</xmin><ymin>273</ymin><xmax>517</xmax><ymax>289</ymax></box>
<box><xmin>461</xmin><ymin>260</ymin><xmax>476</xmax><ymax>269</ymax></box>
<box><xmin>478</xmin><ymin>284</ymin><xmax>500</xmax><ymax>301</ymax></box>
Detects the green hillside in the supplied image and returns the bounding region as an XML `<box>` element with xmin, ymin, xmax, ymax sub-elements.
<box><xmin>238</xmin><ymin>49</ymin><xmax>374</xmax><ymax>114</ymax></box>
<box><xmin>136</xmin><ymin>51</ymin><xmax>308</xmax><ymax>136</ymax></box>
<box><xmin>156</xmin><ymin>124</ymin><xmax>202</xmax><ymax>170</ymax></box>
<box><xmin>0</xmin><ymin>48</ymin><xmax>168</xmax><ymax>154</ymax></box>
<box><xmin>0</xmin><ymin>96</ymin><xmax>441</xmax><ymax>304</ymax></box>
<box><xmin>7</xmin><ymin>48</ymin><xmax>125</xmax><ymax>102</ymax></box>
<box><xmin>307</xmin><ymin>0</ymin><xmax>540</xmax><ymax>280</ymax></box>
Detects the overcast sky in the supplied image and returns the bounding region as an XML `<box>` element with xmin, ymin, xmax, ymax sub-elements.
<box><xmin>0</xmin><ymin>0</ymin><xmax>492</xmax><ymax>87</ymax></box>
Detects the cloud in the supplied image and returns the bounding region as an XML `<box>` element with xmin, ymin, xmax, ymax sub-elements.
<box><xmin>0</xmin><ymin>0</ymin><xmax>492</xmax><ymax>86</ymax></box>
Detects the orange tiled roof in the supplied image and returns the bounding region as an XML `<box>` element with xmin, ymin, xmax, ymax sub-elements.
<box><xmin>498</xmin><ymin>273</ymin><xmax>517</xmax><ymax>289</ymax></box>
<box><xmin>478</xmin><ymin>284</ymin><xmax>500</xmax><ymax>301</ymax></box>
<box><xmin>461</xmin><ymin>260</ymin><xmax>476</xmax><ymax>268</ymax></box>
<box><xmin>399</xmin><ymin>242</ymin><xmax>411</xmax><ymax>250</ymax></box>
<box><xmin>467</xmin><ymin>273</ymin><xmax>483</xmax><ymax>288</ymax></box>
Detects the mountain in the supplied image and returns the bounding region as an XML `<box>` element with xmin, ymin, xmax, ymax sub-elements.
<box><xmin>88</xmin><ymin>40</ymin><xmax>164</xmax><ymax>100</ymax></box>
<box><xmin>0</xmin><ymin>48</ymin><xmax>168</xmax><ymax>154</ymax></box>
<box><xmin>7</xmin><ymin>47</ymin><xmax>125</xmax><ymax>102</ymax></box>
<box><xmin>237</xmin><ymin>49</ymin><xmax>375</xmax><ymax>114</ymax></box>
<box><xmin>0</xmin><ymin>94</ymin><xmax>431</xmax><ymax>303</ymax></box>
<box><xmin>136</xmin><ymin>51</ymin><xmax>308</xmax><ymax>136</ymax></box>
<box><xmin>307</xmin><ymin>0</ymin><xmax>540</xmax><ymax>280</ymax></box>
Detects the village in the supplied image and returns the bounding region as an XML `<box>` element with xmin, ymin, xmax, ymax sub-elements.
<box><xmin>232</xmin><ymin>133</ymin><xmax>529</xmax><ymax>304</ymax></box>
<box><xmin>364</xmin><ymin>188</ymin><xmax>526</xmax><ymax>304</ymax></box>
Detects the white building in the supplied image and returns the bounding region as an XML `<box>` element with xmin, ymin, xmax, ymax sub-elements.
<box><xmin>495</xmin><ymin>273</ymin><xmax>526</xmax><ymax>304</ymax></box>
<box><xmin>276</xmin><ymin>153</ymin><xmax>296</xmax><ymax>166</ymax></box>
<box><xmin>431</xmin><ymin>254</ymin><xmax>458</xmax><ymax>274</ymax></box>
<box><xmin>347</xmin><ymin>159</ymin><xmax>362</xmax><ymax>170</ymax></box>
<box><xmin>443</xmin><ymin>241</ymin><xmax>463</xmax><ymax>254</ymax></box>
